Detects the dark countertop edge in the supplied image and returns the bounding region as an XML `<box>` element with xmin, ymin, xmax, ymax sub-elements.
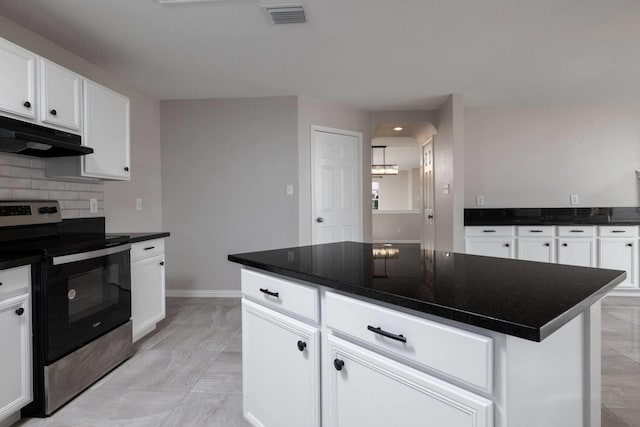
<box><xmin>538</xmin><ymin>273</ymin><xmax>626</xmax><ymax>341</ymax></box>
<box><xmin>109</xmin><ymin>232</ymin><xmax>170</xmax><ymax>244</ymax></box>
<box><xmin>228</xmin><ymin>254</ymin><xmax>607</xmax><ymax>342</ymax></box>
<box><xmin>465</xmin><ymin>221</ymin><xmax>640</xmax><ymax>226</ymax></box>
<box><xmin>0</xmin><ymin>255</ymin><xmax>41</xmax><ymax>271</ymax></box>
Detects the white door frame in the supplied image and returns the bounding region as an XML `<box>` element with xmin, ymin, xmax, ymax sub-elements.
<box><xmin>310</xmin><ymin>125</ymin><xmax>363</xmax><ymax>244</ymax></box>
<box><xmin>421</xmin><ymin>137</ymin><xmax>435</xmax><ymax>250</ymax></box>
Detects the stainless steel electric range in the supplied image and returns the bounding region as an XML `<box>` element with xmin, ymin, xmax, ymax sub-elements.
<box><xmin>0</xmin><ymin>200</ymin><xmax>133</xmax><ymax>416</ymax></box>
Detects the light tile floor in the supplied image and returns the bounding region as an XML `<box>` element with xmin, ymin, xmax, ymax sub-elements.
<box><xmin>15</xmin><ymin>298</ymin><xmax>250</xmax><ymax>427</ymax></box>
<box><xmin>13</xmin><ymin>296</ymin><xmax>640</xmax><ymax>426</ymax></box>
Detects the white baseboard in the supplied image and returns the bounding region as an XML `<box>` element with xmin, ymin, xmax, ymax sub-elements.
<box><xmin>607</xmin><ymin>289</ymin><xmax>640</xmax><ymax>297</ymax></box>
<box><xmin>166</xmin><ymin>289</ymin><xmax>242</xmax><ymax>298</ymax></box>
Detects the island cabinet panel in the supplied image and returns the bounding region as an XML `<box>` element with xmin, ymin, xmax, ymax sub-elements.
<box><xmin>242</xmin><ymin>299</ymin><xmax>320</xmax><ymax>427</ymax></box>
<box><xmin>325</xmin><ymin>292</ymin><xmax>493</xmax><ymax>393</ymax></box>
<box><xmin>242</xmin><ymin>269</ymin><xmax>319</xmax><ymax>323</ymax></box>
<box><xmin>326</xmin><ymin>335</ymin><xmax>493</xmax><ymax>427</ymax></box>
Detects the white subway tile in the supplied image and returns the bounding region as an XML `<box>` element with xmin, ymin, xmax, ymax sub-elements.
<box><xmin>0</xmin><ymin>177</ymin><xmax>31</xmax><ymax>188</ymax></box>
<box><xmin>0</xmin><ymin>166</ymin><xmax>11</xmax><ymax>176</ymax></box>
<box><xmin>32</xmin><ymin>180</ymin><xmax>65</xmax><ymax>190</ymax></box>
<box><xmin>11</xmin><ymin>189</ymin><xmax>49</xmax><ymax>199</ymax></box>
<box><xmin>78</xmin><ymin>191</ymin><xmax>103</xmax><ymax>200</ymax></box>
<box><xmin>0</xmin><ymin>154</ymin><xmax>31</xmax><ymax>167</ymax></box>
<box><xmin>30</xmin><ymin>159</ymin><xmax>46</xmax><ymax>169</ymax></box>
<box><xmin>91</xmin><ymin>184</ymin><xmax>104</xmax><ymax>192</ymax></box>
<box><xmin>61</xmin><ymin>200</ymin><xmax>89</xmax><ymax>209</ymax></box>
<box><xmin>64</xmin><ymin>182</ymin><xmax>94</xmax><ymax>191</ymax></box>
<box><xmin>48</xmin><ymin>191</ymin><xmax>78</xmax><ymax>200</ymax></box>
<box><xmin>61</xmin><ymin>209</ymin><xmax>80</xmax><ymax>219</ymax></box>
<box><xmin>10</xmin><ymin>167</ymin><xmax>33</xmax><ymax>178</ymax></box>
<box><xmin>0</xmin><ymin>189</ymin><xmax>12</xmax><ymax>199</ymax></box>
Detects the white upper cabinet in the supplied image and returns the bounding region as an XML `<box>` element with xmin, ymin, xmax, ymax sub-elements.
<box><xmin>0</xmin><ymin>38</ymin><xmax>36</xmax><ymax>120</ymax></box>
<box><xmin>82</xmin><ymin>80</ymin><xmax>130</xmax><ymax>180</ymax></box>
<box><xmin>38</xmin><ymin>59</ymin><xmax>82</xmax><ymax>131</ymax></box>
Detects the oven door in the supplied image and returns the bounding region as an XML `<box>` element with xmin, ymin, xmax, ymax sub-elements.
<box><xmin>45</xmin><ymin>244</ymin><xmax>131</xmax><ymax>363</ymax></box>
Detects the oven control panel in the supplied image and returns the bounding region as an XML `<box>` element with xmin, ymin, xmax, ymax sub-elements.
<box><xmin>0</xmin><ymin>200</ymin><xmax>61</xmax><ymax>227</ymax></box>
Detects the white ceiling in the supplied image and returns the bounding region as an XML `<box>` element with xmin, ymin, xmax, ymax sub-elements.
<box><xmin>1</xmin><ymin>0</ymin><xmax>639</xmax><ymax>110</ymax></box>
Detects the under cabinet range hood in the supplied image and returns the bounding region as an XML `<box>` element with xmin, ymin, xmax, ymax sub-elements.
<box><xmin>0</xmin><ymin>116</ymin><xmax>93</xmax><ymax>157</ymax></box>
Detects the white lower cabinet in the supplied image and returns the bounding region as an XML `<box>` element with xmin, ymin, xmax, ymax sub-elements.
<box><xmin>464</xmin><ymin>227</ymin><xmax>515</xmax><ymax>259</ymax></box>
<box><xmin>242</xmin><ymin>299</ymin><xmax>320</xmax><ymax>427</ymax></box>
<box><xmin>326</xmin><ymin>335</ymin><xmax>493</xmax><ymax>427</ymax></box>
<box><xmin>557</xmin><ymin>238</ymin><xmax>596</xmax><ymax>267</ymax></box>
<box><xmin>598</xmin><ymin>238</ymin><xmax>637</xmax><ymax>289</ymax></box>
<box><xmin>131</xmin><ymin>239</ymin><xmax>166</xmax><ymax>342</ymax></box>
<box><xmin>0</xmin><ymin>266</ymin><xmax>32</xmax><ymax>423</ymax></box>
<box><xmin>517</xmin><ymin>238</ymin><xmax>554</xmax><ymax>262</ymax></box>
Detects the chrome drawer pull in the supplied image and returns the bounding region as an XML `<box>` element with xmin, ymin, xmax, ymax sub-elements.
<box><xmin>259</xmin><ymin>288</ymin><xmax>279</xmax><ymax>298</ymax></box>
<box><xmin>367</xmin><ymin>325</ymin><xmax>407</xmax><ymax>343</ymax></box>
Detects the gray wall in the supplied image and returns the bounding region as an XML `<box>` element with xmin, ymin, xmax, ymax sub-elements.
<box><xmin>464</xmin><ymin>105</ymin><xmax>640</xmax><ymax>208</ymax></box>
<box><xmin>434</xmin><ymin>94</ymin><xmax>465</xmax><ymax>252</ymax></box>
<box><xmin>375</xmin><ymin>171</ymin><xmax>412</xmax><ymax>210</ymax></box>
<box><xmin>0</xmin><ymin>14</ymin><xmax>163</xmax><ymax>232</ymax></box>
<box><xmin>161</xmin><ymin>97</ymin><xmax>299</xmax><ymax>293</ymax></box>
<box><xmin>372</xmin><ymin>212</ymin><xmax>421</xmax><ymax>243</ymax></box>
<box><xmin>297</xmin><ymin>97</ymin><xmax>372</xmax><ymax>244</ymax></box>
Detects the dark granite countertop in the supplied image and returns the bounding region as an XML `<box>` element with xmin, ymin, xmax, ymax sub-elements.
<box><xmin>0</xmin><ymin>254</ymin><xmax>41</xmax><ymax>271</ymax></box>
<box><xmin>228</xmin><ymin>242</ymin><xmax>625</xmax><ymax>342</ymax></box>
<box><xmin>106</xmin><ymin>232</ymin><xmax>170</xmax><ymax>244</ymax></box>
<box><xmin>465</xmin><ymin>207</ymin><xmax>640</xmax><ymax>226</ymax></box>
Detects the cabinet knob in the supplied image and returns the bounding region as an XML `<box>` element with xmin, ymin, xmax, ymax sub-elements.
<box><xmin>159</xmin><ymin>261</ymin><xmax>165</xmax><ymax>266</ymax></box>
<box><xmin>50</xmin><ymin>109</ymin><xmax>57</xmax><ymax>116</ymax></box>
<box><xmin>544</xmin><ymin>243</ymin><xmax>550</xmax><ymax>247</ymax></box>
<box><xmin>316</xmin><ymin>217</ymin><xmax>324</xmax><ymax>223</ymax></box>
<box><xmin>15</xmin><ymin>307</ymin><xmax>24</xmax><ymax>316</ymax></box>
<box><xmin>124</xmin><ymin>167</ymin><xmax>130</xmax><ymax>172</ymax></box>
<box><xmin>627</xmin><ymin>243</ymin><xmax>633</xmax><ymax>247</ymax></box>
<box><xmin>23</xmin><ymin>101</ymin><xmax>31</xmax><ymax>108</ymax></box>
<box><xmin>562</xmin><ymin>243</ymin><xmax>568</xmax><ymax>247</ymax></box>
<box><xmin>427</xmin><ymin>215</ymin><xmax>433</xmax><ymax>219</ymax></box>
<box><xmin>333</xmin><ymin>358</ymin><xmax>345</xmax><ymax>371</ymax></box>
<box><xmin>297</xmin><ymin>340</ymin><xmax>307</xmax><ymax>352</ymax></box>
<box><xmin>504</xmin><ymin>243</ymin><xmax>510</xmax><ymax>247</ymax></box>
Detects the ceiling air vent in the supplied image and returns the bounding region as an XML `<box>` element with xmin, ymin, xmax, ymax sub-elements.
<box><xmin>262</xmin><ymin>5</ymin><xmax>307</xmax><ymax>24</ymax></box>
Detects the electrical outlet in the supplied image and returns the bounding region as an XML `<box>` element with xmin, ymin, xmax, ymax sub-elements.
<box><xmin>136</xmin><ymin>198</ymin><xmax>142</xmax><ymax>211</ymax></box>
<box><xmin>89</xmin><ymin>198</ymin><xmax>98</xmax><ymax>213</ymax></box>
<box><xmin>570</xmin><ymin>194</ymin><xmax>579</xmax><ymax>205</ymax></box>
<box><xmin>476</xmin><ymin>195</ymin><xmax>485</xmax><ymax>206</ymax></box>
<box><xmin>286</xmin><ymin>184</ymin><xmax>294</xmax><ymax>196</ymax></box>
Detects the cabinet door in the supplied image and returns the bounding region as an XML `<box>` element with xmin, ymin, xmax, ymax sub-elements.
<box><xmin>242</xmin><ymin>299</ymin><xmax>320</xmax><ymax>427</ymax></box>
<box><xmin>598</xmin><ymin>239</ymin><xmax>637</xmax><ymax>288</ymax></box>
<box><xmin>557</xmin><ymin>239</ymin><xmax>595</xmax><ymax>267</ymax></box>
<box><xmin>326</xmin><ymin>335</ymin><xmax>492</xmax><ymax>427</ymax></box>
<box><xmin>82</xmin><ymin>80</ymin><xmax>130</xmax><ymax>180</ymax></box>
<box><xmin>516</xmin><ymin>238</ymin><xmax>554</xmax><ymax>263</ymax></box>
<box><xmin>131</xmin><ymin>254</ymin><xmax>166</xmax><ymax>342</ymax></box>
<box><xmin>0</xmin><ymin>38</ymin><xmax>36</xmax><ymax>119</ymax></box>
<box><xmin>465</xmin><ymin>238</ymin><xmax>514</xmax><ymax>259</ymax></box>
<box><xmin>39</xmin><ymin>59</ymin><xmax>81</xmax><ymax>131</ymax></box>
<box><xmin>0</xmin><ymin>293</ymin><xmax>32</xmax><ymax>419</ymax></box>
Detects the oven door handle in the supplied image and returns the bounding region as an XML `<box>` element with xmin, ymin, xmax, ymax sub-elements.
<box><xmin>52</xmin><ymin>244</ymin><xmax>131</xmax><ymax>266</ymax></box>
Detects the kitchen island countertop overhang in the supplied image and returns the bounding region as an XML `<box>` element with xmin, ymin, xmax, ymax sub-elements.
<box><xmin>228</xmin><ymin>241</ymin><xmax>625</xmax><ymax>342</ymax></box>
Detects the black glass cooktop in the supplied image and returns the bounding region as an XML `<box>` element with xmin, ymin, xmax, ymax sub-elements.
<box><xmin>228</xmin><ymin>242</ymin><xmax>625</xmax><ymax>342</ymax></box>
<box><xmin>0</xmin><ymin>234</ymin><xmax>130</xmax><ymax>257</ymax></box>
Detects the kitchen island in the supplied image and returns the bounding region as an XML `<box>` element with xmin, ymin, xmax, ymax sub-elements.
<box><xmin>228</xmin><ymin>242</ymin><xmax>625</xmax><ymax>427</ymax></box>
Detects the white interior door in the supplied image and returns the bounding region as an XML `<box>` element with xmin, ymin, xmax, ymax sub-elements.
<box><xmin>422</xmin><ymin>138</ymin><xmax>435</xmax><ymax>250</ymax></box>
<box><xmin>312</xmin><ymin>126</ymin><xmax>362</xmax><ymax>244</ymax></box>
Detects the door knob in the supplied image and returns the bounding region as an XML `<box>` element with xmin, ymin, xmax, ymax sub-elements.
<box><xmin>316</xmin><ymin>217</ymin><xmax>324</xmax><ymax>223</ymax></box>
<box><xmin>427</xmin><ymin>215</ymin><xmax>433</xmax><ymax>219</ymax></box>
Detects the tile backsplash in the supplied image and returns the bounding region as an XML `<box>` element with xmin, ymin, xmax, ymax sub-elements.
<box><xmin>0</xmin><ymin>154</ymin><xmax>103</xmax><ymax>218</ymax></box>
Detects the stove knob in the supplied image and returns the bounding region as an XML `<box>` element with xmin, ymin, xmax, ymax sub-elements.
<box><xmin>48</xmin><ymin>207</ymin><xmax>58</xmax><ymax>214</ymax></box>
<box><xmin>39</xmin><ymin>207</ymin><xmax>48</xmax><ymax>214</ymax></box>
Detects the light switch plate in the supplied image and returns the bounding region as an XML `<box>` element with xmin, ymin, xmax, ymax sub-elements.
<box><xmin>89</xmin><ymin>198</ymin><xmax>98</xmax><ymax>213</ymax></box>
<box><xmin>570</xmin><ymin>194</ymin><xmax>579</xmax><ymax>205</ymax></box>
<box><xmin>286</xmin><ymin>184</ymin><xmax>294</xmax><ymax>196</ymax></box>
<box><xmin>136</xmin><ymin>198</ymin><xmax>142</xmax><ymax>211</ymax></box>
<box><xmin>476</xmin><ymin>195</ymin><xmax>485</xmax><ymax>206</ymax></box>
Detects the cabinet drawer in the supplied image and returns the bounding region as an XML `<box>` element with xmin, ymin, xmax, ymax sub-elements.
<box><xmin>325</xmin><ymin>292</ymin><xmax>493</xmax><ymax>392</ymax></box>
<box><xmin>465</xmin><ymin>226</ymin><xmax>514</xmax><ymax>237</ymax></box>
<box><xmin>131</xmin><ymin>239</ymin><xmax>165</xmax><ymax>261</ymax></box>
<box><xmin>241</xmin><ymin>269</ymin><xmax>319</xmax><ymax>323</ymax></box>
<box><xmin>0</xmin><ymin>265</ymin><xmax>30</xmax><ymax>297</ymax></box>
<box><xmin>598</xmin><ymin>226</ymin><xmax>639</xmax><ymax>237</ymax></box>
<box><xmin>517</xmin><ymin>226</ymin><xmax>554</xmax><ymax>237</ymax></box>
<box><xmin>557</xmin><ymin>226</ymin><xmax>595</xmax><ymax>237</ymax></box>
